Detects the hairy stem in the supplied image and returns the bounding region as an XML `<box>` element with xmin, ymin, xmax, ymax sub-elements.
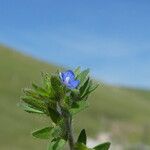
<box><xmin>65</xmin><ymin>114</ymin><xmax>74</xmax><ymax>150</ymax></box>
<box><xmin>59</xmin><ymin>102</ymin><xmax>75</xmax><ymax>150</ymax></box>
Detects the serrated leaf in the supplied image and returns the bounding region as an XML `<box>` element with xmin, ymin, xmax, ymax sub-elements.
<box><xmin>48</xmin><ymin>138</ymin><xmax>66</xmax><ymax>150</ymax></box>
<box><xmin>17</xmin><ymin>102</ymin><xmax>44</xmax><ymax>114</ymax></box>
<box><xmin>93</xmin><ymin>142</ymin><xmax>111</xmax><ymax>150</ymax></box>
<box><xmin>32</xmin><ymin>127</ymin><xmax>54</xmax><ymax>139</ymax></box>
<box><xmin>77</xmin><ymin>129</ymin><xmax>87</xmax><ymax>145</ymax></box>
<box><xmin>70</xmin><ymin>101</ymin><xmax>89</xmax><ymax>115</ymax></box>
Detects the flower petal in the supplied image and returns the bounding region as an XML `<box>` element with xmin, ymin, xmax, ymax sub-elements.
<box><xmin>59</xmin><ymin>70</ymin><xmax>80</xmax><ymax>89</ymax></box>
<box><xmin>63</xmin><ymin>70</ymin><xmax>75</xmax><ymax>80</ymax></box>
<box><xmin>70</xmin><ymin>80</ymin><xmax>80</xmax><ymax>88</ymax></box>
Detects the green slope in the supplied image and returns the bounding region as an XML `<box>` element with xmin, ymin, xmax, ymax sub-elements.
<box><xmin>0</xmin><ymin>45</ymin><xmax>150</xmax><ymax>150</ymax></box>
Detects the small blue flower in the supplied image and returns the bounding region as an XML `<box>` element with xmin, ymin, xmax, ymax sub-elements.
<box><xmin>59</xmin><ymin>70</ymin><xmax>80</xmax><ymax>89</ymax></box>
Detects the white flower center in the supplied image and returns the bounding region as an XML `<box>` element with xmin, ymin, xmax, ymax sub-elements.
<box><xmin>65</xmin><ymin>77</ymin><xmax>70</xmax><ymax>84</ymax></box>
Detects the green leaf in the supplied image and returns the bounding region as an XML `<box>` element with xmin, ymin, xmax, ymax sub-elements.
<box><xmin>50</xmin><ymin>76</ymin><xmax>65</xmax><ymax>100</ymax></box>
<box><xmin>74</xmin><ymin>143</ymin><xmax>89</xmax><ymax>150</ymax></box>
<box><xmin>79</xmin><ymin>77</ymin><xmax>90</xmax><ymax>97</ymax></box>
<box><xmin>93</xmin><ymin>142</ymin><xmax>111</xmax><ymax>150</ymax></box>
<box><xmin>32</xmin><ymin>83</ymin><xmax>49</xmax><ymax>97</ymax></box>
<box><xmin>17</xmin><ymin>102</ymin><xmax>44</xmax><ymax>114</ymax></box>
<box><xmin>88</xmin><ymin>82</ymin><xmax>99</xmax><ymax>93</ymax></box>
<box><xmin>77</xmin><ymin>69</ymin><xmax>90</xmax><ymax>87</ymax></box>
<box><xmin>70</xmin><ymin>101</ymin><xmax>89</xmax><ymax>115</ymax></box>
<box><xmin>77</xmin><ymin>129</ymin><xmax>87</xmax><ymax>145</ymax></box>
<box><xmin>41</xmin><ymin>72</ymin><xmax>51</xmax><ymax>90</ymax></box>
<box><xmin>48</xmin><ymin>106</ymin><xmax>61</xmax><ymax>123</ymax></box>
<box><xmin>23</xmin><ymin>88</ymin><xmax>51</xmax><ymax>104</ymax></box>
<box><xmin>74</xmin><ymin>66</ymin><xmax>81</xmax><ymax>77</ymax></box>
<box><xmin>32</xmin><ymin>125</ymin><xmax>63</xmax><ymax>140</ymax></box>
<box><xmin>21</xmin><ymin>95</ymin><xmax>47</xmax><ymax>113</ymax></box>
<box><xmin>48</xmin><ymin>138</ymin><xmax>66</xmax><ymax>150</ymax></box>
<box><xmin>32</xmin><ymin>127</ymin><xmax>54</xmax><ymax>139</ymax></box>
<box><xmin>70</xmin><ymin>89</ymin><xmax>80</xmax><ymax>102</ymax></box>
<box><xmin>80</xmin><ymin>81</ymin><xmax>99</xmax><ymax>100</ymax></box>
<box><xmin>51</xmin><ymin>126</ymin><xmax>63</xmax><ymax>139</ymax></box>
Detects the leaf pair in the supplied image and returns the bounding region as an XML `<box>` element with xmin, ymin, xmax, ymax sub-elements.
<box><xmin>75</xmin><ymin>142</ymin><xmax>110</xmax><ymax>150</ymax></box>
<box><xmin>76</xmin><ymin>129</ymin><xmax>110</xmax><ymax>150</ymax></box>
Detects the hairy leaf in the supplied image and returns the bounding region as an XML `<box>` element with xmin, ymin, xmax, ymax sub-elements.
<box><xmin>51</xmin><ymin>76</ymin><xmax>65</xmax><ymax>100</ymax></box>
<box><xmin>23</xmin><ymin>88</ymin><xmax>50</xmax><ymax>104</ymax></box>
<box><xmin>41</xmin><ymin>72</ymin><xmax>51</xmax><ymax>90</ymax></box>
<box><xmin>21</xmin><ymin>95</ymin><xmax>47</xmax><ymax>113</ymax></box>
<box><xmin>18</xmin><ymin>102</ymin><xmax>44</xmax><ymax>114</ymax></box>
<box><xmin>32</xmin><ymin>83</ymin><xmax>49</xmax><ymax>97</ymax></box>
<box><xmin>32</xmin><ymin>127</ymin><xmax>54</xmax><ymax>139</ymax></box>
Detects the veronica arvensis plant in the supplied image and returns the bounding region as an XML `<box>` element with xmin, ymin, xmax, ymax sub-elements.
<box><xmin>18</xmin><ymin>67</ymin><xmax>111</xmax><ymax>150</ymax></box>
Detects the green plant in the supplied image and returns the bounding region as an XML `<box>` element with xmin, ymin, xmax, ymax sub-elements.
<box><xmin>18</xmin><ymin>67</ymin><xmax>111</xmax><ymax>150</ymax></box>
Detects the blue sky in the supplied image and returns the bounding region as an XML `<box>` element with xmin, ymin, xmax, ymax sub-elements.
<box><xmin>0</xmin><ymin>0</ymin><xmax>150</xmax><ymax>88</ymax></box>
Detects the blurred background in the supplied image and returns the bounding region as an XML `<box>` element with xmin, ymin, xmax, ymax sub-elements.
<box><xmin>0</xmin><ymin>0</ymin><xmax>150</xmax><ymax>150</ymax></box>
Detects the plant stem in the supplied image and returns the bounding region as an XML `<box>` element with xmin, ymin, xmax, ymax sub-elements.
<box><xmin>60</xmin><ymin>102</ymin><xmax>75</xmax><ymax>150</ymax></box>
<box><xmin>66</xmin><ymin>115</ymin><xmax>75</xmax><ymax>150</ymax></box>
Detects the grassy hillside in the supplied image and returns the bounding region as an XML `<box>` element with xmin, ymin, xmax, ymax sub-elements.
<box><xmin>0</xmin><ymin>45</ymin><xmax>150</xmax><ymax>150</ymax></box>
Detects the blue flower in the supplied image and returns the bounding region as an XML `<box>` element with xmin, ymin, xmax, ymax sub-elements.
<box><xmin>59</xmin><ymin>70</ymin><xmax>80</xmax><ymax>89</ymax></box>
